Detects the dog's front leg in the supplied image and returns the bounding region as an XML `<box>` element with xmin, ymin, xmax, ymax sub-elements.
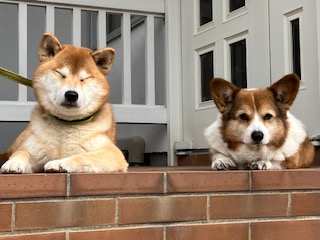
<box><xmin>1</xmin><ymin>150</ymin><xmax>33</xmax><ymax>173</ymax></box>
<box><xmin>44</xmin><ymin>147</ymin><xmax>128</xmax><ymax>173</ymax></box>
<box><xmin>211</xmin><ymin>153</ymin><xmax>237</xmax><ymax>170</ymax></box>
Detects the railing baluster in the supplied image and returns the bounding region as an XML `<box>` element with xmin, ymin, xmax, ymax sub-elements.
<box><xmin>46</xmin><ymin>5</ymin><xmax>55</xmax><ymax>33</ymax></box>
<box><xmin>97</xmin><ymin>10</ymin><xmax>106</xmax><ymax>49</ymax></box>
<box><xmin>18</xmin><ymin>2</ymin><xmax>28</xmax><ymax>102</ymax></box>
<box><xmin>145</xmin><ymin>15</ymin><xmax>155</xmax><ymax>106</ymax></box>
<box><xmin>72</xmin><ymin>8</ymin><xmax>81</xmax><ymax>46</ymax></box>
<box><xmin>122</xmin><ymin>12</ymin><xmax>132</xmax><ymax>105</ymax></box>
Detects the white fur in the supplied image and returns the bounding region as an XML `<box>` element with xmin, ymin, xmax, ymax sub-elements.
<box><xmin>204</xmin><ymin>111</ymin><xmax>307</xmax><ymax>170</ymax></box>
<box><xmin>243</xmin><ymin>113</ymin><xmax>270</xmax><ymax>145</ymax></box>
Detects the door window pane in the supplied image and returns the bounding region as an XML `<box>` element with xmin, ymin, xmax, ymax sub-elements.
<box><xmin>200</xmin><ymin>0</ymin><xmax>212</xmax><ymax>26</ymax></box>
<box><xmin>230</xmin><ymin>39</ymin><xmax>247</xmax><ymax>88</ymax></box>
<box><xmin>200</xmin><ymin>51</ymin><xmax>213</xmax><ymax>102</ymax></box>
<box><xmin>230</xmin><ymin>0</ymin><xmax>245</xmax><ymax>12</ymax></box>
<box><xmin>291</xmin><ymin>18</ymin><xmax>301</xmax><ymax>79</ymax></box>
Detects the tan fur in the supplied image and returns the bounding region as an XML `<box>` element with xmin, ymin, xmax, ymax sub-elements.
<box><xmin>0</xmin><ymin>33</ymin><xmax>128</xmax><ymax>173</ymax></box>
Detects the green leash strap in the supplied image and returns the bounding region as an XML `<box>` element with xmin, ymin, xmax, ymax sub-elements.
<box><xmin>0</xmin><ymin>67</ymin><xmax>33</xmax><ymax>88</ymax></box>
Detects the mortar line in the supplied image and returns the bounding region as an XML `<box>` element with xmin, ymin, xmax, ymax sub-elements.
<box><xmin>207</xmin><ymin>194</ymin><xmax>211</xmax><ymax>221</ymax></box>
<box><xmin>11</xmin><ymin>202</ymin><xmax>16</xmax><ymax>231</ymax></box>
<box><xmin>116</xmin><ymin>196</ymin><xmax>120</xmax><ymax>225</ymax></box>
<box><xmin>67</xmin><ymin>173</ymin><xmax>71</xmax><ymax>198</ymax></box>
<box><xmin>248</xmin><ymin>171</ymin><xmax>252</xmax><ymax>191</ymax></box>
<box><xmin>163</xmin><ymin>172</ymin><xmax>168</xmax><ymax>194</ymax></box>
<box><xmin>288</xmin><ymin>193</ymin><xmax>292</xmax><ymax>217</ymax></box>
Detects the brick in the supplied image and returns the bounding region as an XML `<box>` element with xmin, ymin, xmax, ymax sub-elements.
<box><xmin>251</xmin><ymin>219</ymin><xmax>320</xmax><ymax>239</ymax></box>
<box><xmin>15</xmin><ymin>199</ymin><xmax>115</xmax><ymax>230</ymax></box>
<box><xmin>0</xmin><ymin>174</ymin><xmax>67</xmax><ymax>199</ymax></box>
<box><xmin>0</xmin><ymin>203</ymin><xmax>12</xmax><ymax>231</ymax></box>
<box><xmin>252</xmin><ymin>169</ymin><xmax>320</xmax><ymax>191</ymax></box>
<box><xmin>0</xmin><ymin>232</ymin><xmax>65</xmax><ymax>240</ymax></box>
<box><xmin>70</xmin><ymin>227</ymin><xmax>163</xmax><ymax>240</ymax></box>
<box><xmin>166</xmin><ymin>223</ymin><xmax>249</xmax><ymax>240</ymax></box>
<box><xmin>210</xmin><ymin>193</ymin><xmax>288</xmax><ymax>219</ymax></box>
<box><xmin>119</xmin><ymin>195</ymin><xmax>207</xmax><ymax>224</ymax></box>
<box><xmin>70</xmin><ymin>172</ymin><xmax>163</xmax><ymax>196</ymax></box>
<box><xmin>167</xmin><ymin>171</ymin><xmax>249</xmax><ymax>193</ymax></box>
<box><xmin>291</xmin><ymin>192</ymin><xmax>320</xmax><ymax>216</ymax></box>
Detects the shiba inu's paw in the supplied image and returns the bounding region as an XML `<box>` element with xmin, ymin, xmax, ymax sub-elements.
<box><xmin>44</xmin><ymin>160</ymin><xmax>73</xmax><ymax>173</ymax></box>
<box><xmin>211</xmin><ymin>157</ymin><xmax>237</xmax><ymax>170</ymax></box>
<box><xmin>1</xmin><ymin>159</ymin><xmax>32</xmax><ymax>173</ymax></box>
<box><xmin>246</xmin><ymin>160</ymin><xmax>273</xmax><ymax>170</ymax></box>
<box><xmin>44</xmin><ymin>159</ymin><xmax>100</xmax><ymax>173</ymax></box>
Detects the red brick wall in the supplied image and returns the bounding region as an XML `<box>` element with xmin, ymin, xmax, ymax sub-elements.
<box><xmin>1</xmin><ymin>168</ymin><xmax>320</xmax><ymax>239</ymax></box>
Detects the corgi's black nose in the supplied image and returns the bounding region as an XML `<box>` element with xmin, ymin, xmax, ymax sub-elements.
<box><xmin>65</xmin><ymin>91</ymin><xmax>78</xmax><ymax>102</ymax></box>
<box><xmin>251</xmin><ymin>131</ymin><xmax>264</xmax><ymax>143</ymax></box>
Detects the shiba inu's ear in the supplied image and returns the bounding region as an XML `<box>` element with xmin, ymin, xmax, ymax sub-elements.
<box><xmin>38</xmin><ymin>33</ymin><xmax>63</xmax><ymax>62</ymax></box>
<box><xmin>269</xmin><ymin>73</ymin><xmax>300</xmax><ymax>110</ymax></box>
<box><xmin>92</xmin><ymin>48</ymin><xmax>115</xmax><ymax>76</ymax></box>
<box><xmin>210</xmin><ymin>78</ymin><xmax>239</xmax><ymax>113</ymax></box>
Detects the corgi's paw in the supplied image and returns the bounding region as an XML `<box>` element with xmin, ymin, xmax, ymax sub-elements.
<box><xmin>246</xmin><ymin>160</ymin><xmax>273</xmax><ymax>170</ymax></box>
<box><xmin>44</xmin><ymin>159</ymin><xmax>98</xmax><ymax>173</ymax></box>
<box><xmin>1</xmin><ymin>159</ymin><xmax>32</xmax><ymax>174</ymax></box>
<box><xmin>211</xmin><ymin>156</ymin><xmax>237</xmax><ymax>170</ymax></box>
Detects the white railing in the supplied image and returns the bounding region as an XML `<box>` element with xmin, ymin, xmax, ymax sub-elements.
<box><xmin>0</xmin><ymin>0</ymin><xmax>166</xmax><ymax>124</ymax></box>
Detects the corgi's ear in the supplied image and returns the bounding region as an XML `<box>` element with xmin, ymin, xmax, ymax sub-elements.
<box><xmin>210</xmin><ymin>78</ymin><xmax>239</xmax><ymax>114</ymax></box>
<box><xmin>92</xmin><ymin>48</ymin><xmax>115</xmax><ymax>76</ymax></box>
<box><xmin>269</xmin><ymin>73</ymin><xmax>300</xmax><ymax>110</ymax></box>
<box><xmin>38</xmin><ymin>33</ymin><xmax>63</xmax><ymax>62</ymax></box>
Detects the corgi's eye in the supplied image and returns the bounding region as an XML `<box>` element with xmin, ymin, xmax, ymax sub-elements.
<box><xmin>263</xmin><ymin>113</ymin><xmax>273</xmax><ymax>120</ymax></box>
<box><xmin>239</xmin><ymin>113</ymin><xmax>249</xmax><ymax>121</ymax></box>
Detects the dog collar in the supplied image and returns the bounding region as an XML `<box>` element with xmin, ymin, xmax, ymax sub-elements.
<box><xmin>51</xmin><ymin>113</ymin><xmax>96</xmax><ymax>125</ymax></box>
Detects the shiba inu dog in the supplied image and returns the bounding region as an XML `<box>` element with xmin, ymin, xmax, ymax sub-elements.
<box><xmin>0</xmin><ymin>33</ymin><xmax>128</xmax><ymax>173</ymax></box>
<box><xmin>205</xmin><ymin>74</ymin><xmax>314</xmax><ymax>170</ymax></box>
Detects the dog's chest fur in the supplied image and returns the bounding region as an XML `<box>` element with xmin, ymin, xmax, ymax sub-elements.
<box><xmin>23</xmin><ymin>104</ymin><xmax>114</xmax><ymax>166</ymax></box>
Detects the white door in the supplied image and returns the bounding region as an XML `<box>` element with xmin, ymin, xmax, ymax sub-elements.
<box><xmin>269</xmin><ymin>0</ymin><xmax>320</xmax><ymax>135</ymax></box>
<box><xmin>180</xmin><ymin>0</ymin><xmax>320</xmax><ymax>150</ymax></box>
<box><xmin>181</xmin><ymin>0</ymin><xmax>271</xmax><ymax>149</ymax></box>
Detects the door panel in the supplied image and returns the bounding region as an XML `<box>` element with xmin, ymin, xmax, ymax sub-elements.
<box><xmin>269</xmin><ymin>0</ymin><xmax>320</xmax><ymax>135</ymax></box>
<box><xmin>181</xmin><ymin>0</ymin><xmax>270</xmax><ymax>149</ymax></box>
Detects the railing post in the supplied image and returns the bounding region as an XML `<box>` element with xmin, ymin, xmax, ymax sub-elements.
<box><xmin>122</xmin><ymin>12</ymin><xmax>132</xmax><ymax>105</ymax></box>
<box><xmin>18</xmin><ymin>2</ymin><xmax>28</xmax><ymax>102</ymax></box>
<box><xmin>72</xmin><ymin>8</ymin><xmax>81</xmax><ymax>46</ymax></box>
<box><xmin>145</xmin><ymin>15</ymin><xmax>155</xmax><ymax>106</ymax></box>
<box><xmin>165</xmin><ymin>0</ymin><xmax>183</xmax><ymax>166</ymax></box>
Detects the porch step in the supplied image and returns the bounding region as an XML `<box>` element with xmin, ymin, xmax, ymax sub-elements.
<box><xmin>1</xmin><ymin>166</ymin><xmax>320</xmax><ymax>239</ymax></box>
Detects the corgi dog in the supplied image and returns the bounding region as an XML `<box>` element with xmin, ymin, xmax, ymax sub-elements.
<box><xmin>204</xmin><ymin>74</ymin><xmax>314</xmax><ymax>170</ymax></box>
<box><xmin>0</xmin><ymin>33</ymin><xmax>128</xmax><ymax>173</ymax></box>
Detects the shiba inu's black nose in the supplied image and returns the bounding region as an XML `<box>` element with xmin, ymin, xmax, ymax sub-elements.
<box><xmin>65</xmin><ymin>91</ymin><xmax>78</xmax><ymax>102</ymax></box>
<box><xmin>251</xmin><ymin>131</ymin><xmax>264</xmax><ymax>143</ymax></box>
